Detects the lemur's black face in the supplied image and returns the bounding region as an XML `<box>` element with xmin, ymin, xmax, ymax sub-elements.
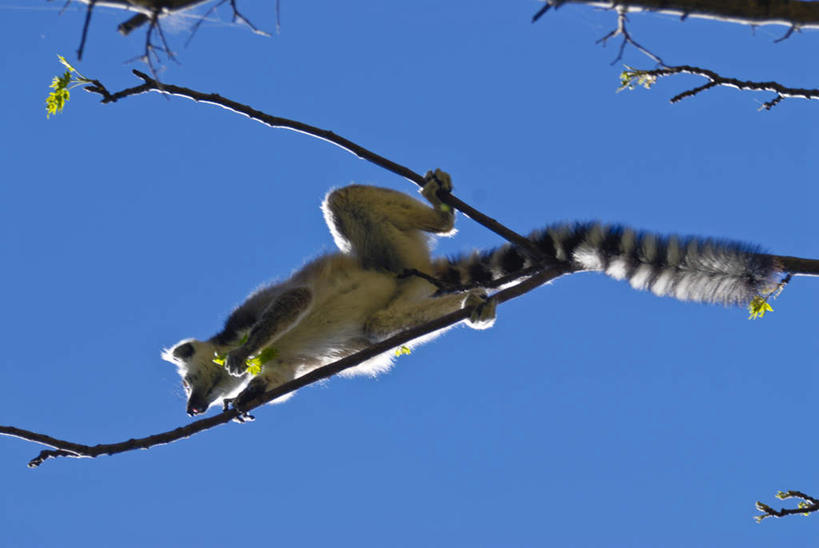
<box><xmin>163</xmin><ymin>339</ymin><xmax>220</xmax><ymax>416</ymax></box>
<box><xmin>180</xmin><ymin>362</ymin><xmax>209</xmax><ymax>416</ymax></box>
<box><xmin>164</xmin><ymin>338</ymin><xmax>250</xmax><ymax>416</ymax></box>
<box><xmin>185</xmin><ymin>380</ymin><xmax>209</xmax><ymax>416</ymax></box>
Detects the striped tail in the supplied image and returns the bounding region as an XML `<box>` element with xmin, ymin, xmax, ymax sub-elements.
<box><xmin>433</xmin><ymin>222</ymin><xmax>784</xmax><ymax>306</ymax></box>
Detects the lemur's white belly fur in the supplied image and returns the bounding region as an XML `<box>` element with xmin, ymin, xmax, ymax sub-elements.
<box><xmin>274</xmin><ymin>257</ymin><xmax>399</xmax><ymax>371</ymax></box>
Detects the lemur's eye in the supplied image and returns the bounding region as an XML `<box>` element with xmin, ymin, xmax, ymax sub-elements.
<box><xmin>181</xmin><ymin>379</ymin><xmax>190</xmax><ymax>392</ymax></box>
<box><xmin>173</xmin><ymin>342</ymin><xmax>195</xmax><ymax>360</ymax></box>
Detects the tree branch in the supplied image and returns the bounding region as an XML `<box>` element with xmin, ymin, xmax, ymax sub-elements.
<box><xmin>620</xmin><ymin>65</ymin><xmax>819</xmax><ymax>109</ymax></box>
<box><xmin>535</xmin><ymin>0</ymin><xmax>819</xmax><ymax>30</ymax></box>
<box><xmin>0</xmin><ymin>265</ymin><xmax>573</xmax><ymax>468</ymax></box>
<box><xmin>81</xmin><ymin>70</ymin><xmax>545</xmax><ymax>260</ymax></box>
<box><xmin>64</xmin><ymin>0</ymin><xmax>267</xmax><ymax>68</ymax></box>
<box><xmin>76</xmin><ymin>0</ymin><xmax>97</xmax><ymax>60</ymax></box>
<box><xmin>596</xmin><ymin>6</ymin><xmax>663</xmax><ymax>65</ymax></box>
<box><xmin>756</xmin><ymin>490</ymin><xmax>819</xmax><ymax>522</ymax></box>
<box><xmin>29</xmin><ymin>63</ymin><xmax>819</xmax><ymax>475</ymax></box>
<box><xmin>775</xmin><ymin>255</ymin><xmax>819</xmax><ymax>277</ymax></box>
<box><xmin>7</xmin><ymin>66</ymin><xmax>583</xmax><ymax>467</ymax></box>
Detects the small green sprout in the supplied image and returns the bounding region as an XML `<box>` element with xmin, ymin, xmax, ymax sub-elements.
<box><xmin>246</xmin><ymin>347</ymin><xmax>279</xmax><ymax>376</ymax></box>
<box><xmin>394</xmin><ymin>345</ymin><xmax>412</xmax><ymax>357</ymax></box>
<box><xmin>245</xmin><ymin>362</ymin><xmax>263</xmax><ymax>376</ymax></box>
<box><xmin>748</xmin><ymin>276</ymin><xmax>792</xmax><ymax>320</ymax></box>
<box><xmin>212</xmin><ymin>341</ymin><xmax>276</xmax><ymax>376</ymax></box>
<box><xmin>748</xmin><ymin>296</ymin><xmax>774</xmax><ymax>320</ymax></box>
<box><xmin>618</xmin><ymin>65</ymin><xmax>657</xmax><ymax>93</ymax></box>
<box><xmin>46</xmin><ymin>55</ymin><xmax>92</xmax><ymax>118</ymax></box>
<box><xmin>754</xmin><ymin>501</ymin><xmax>774</xmax><ymax>523</ymax></box>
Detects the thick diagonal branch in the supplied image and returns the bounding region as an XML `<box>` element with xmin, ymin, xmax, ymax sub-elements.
<box><xmin>0</xmin><ymin>265</ymin><xmax>572</xmax><ymax>468</ymax></box>
<box><xmin>82</xmin><ymin>70</ymin><xmax>544</xmax><ymax>260</ymax></box>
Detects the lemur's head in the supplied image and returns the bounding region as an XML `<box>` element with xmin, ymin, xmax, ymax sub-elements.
<box><xmin>162</xmin><ymin>338</ymin><xmax>248</xmax><ymax>416</ymax></box>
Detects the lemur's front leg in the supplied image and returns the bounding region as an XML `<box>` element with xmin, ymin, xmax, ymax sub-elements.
<box><xmin>224</xmin><ymin>287</ymin><xmax>312</xmax><ymax>375</ymax></box>
<box><xmin>230</xmin><ymin>375</ymin><xmax>270</xmax><ymax>415</ymax></box>
<box><xmin>421</xmin><ymin>168</ymin><xmax>454</xmax><ymax>227</ymax></box>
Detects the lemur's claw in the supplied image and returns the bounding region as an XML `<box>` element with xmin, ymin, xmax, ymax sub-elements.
<box><xmin>224</xmin><ymin>398</ymin><xmax>256</xmax><ymax>422</ymax></box>
<box><xmin>232</xmin><ymin>411</ymin><xmax>255</xmax><ymax>423</ymax></box>
<box><xmin>232</xmin><ymin>377</ymin><xmax>267</xmax><ymax>413</ymax></box>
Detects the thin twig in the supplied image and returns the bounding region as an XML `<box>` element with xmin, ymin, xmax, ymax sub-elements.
<box><xmin>118</xmin><ymin>14</ymin><xmax>149</xmax><ymax>35</ymax></box>
<box><xmin>184</xmin><ymin>0</ymin><xmax>224</xmax><ymax>47</ymax></box>
<box><xmin>668</xmin><ymin>81</ymin><xmax>717</xmax><ymax>103</ymax></box>
<box><xmin>625</xmin><ymin>65</ymin><xmax>819</xmax><ymax>109</ymax></box>
<box><xmin>596</xmin><ymin>7</ymin><xmax>663</xmax><ymax>65</ymax></box>
<box><xmin>773</xmin><ymin>24</ymin><xmax>799</xmax><ymax>43</ymax></box>
<box><xmin>773</xmin><ymin>255</ymin><xmax>819</xmax><ymax>277</ymax></box>
<box><xmin>67</xmin><ymin>1</ymin><xmax>268</xmax><ymax>60</ymax></box>
<box><xmin>82</xmin><ymin>70</ymin><xmax>544</xmax><ymax>259</ymax></box>
<box><xmin>76</xmin><ymin>0</ymin><xmax>96</xmax><ymax>60</ymax></box>
<box><xmin>756</xmin><ymin>491</ymin><xmax>819</xmax><ymax>522</ymax></box>
<box><xmin>229</xmin><ymin>0</ymin><xmax>270</xmax><ymax>36</ymax></box>
<box><xmin>532</xmin><ymin>3</ymin><xmax>552</xmax><ymax>22</ymax></box>
<box><xmin>0</xmin><ymin>265</ymin><xmax>572</xmax><ymax>468</ymax></box>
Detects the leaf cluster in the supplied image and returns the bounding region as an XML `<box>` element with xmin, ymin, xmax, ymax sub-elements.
<box><xmin>45</xmin><ymin>56</ymin><xmax>91</xmax><ymax>118</ymax></box>
<box><xmin>618</xmin><ymin>66</ymin><xmax>657</xmax><ymax>92</ymax></box>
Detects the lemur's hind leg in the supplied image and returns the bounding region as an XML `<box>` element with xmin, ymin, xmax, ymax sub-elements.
<box><xmin>364</xmin><ymin>278</ymin><xmax>496</xmax><ymax>342</ymax></box>
<box><xmin>322</xmin><ymin>171</ymin><xmax>455</xmax><ymax>273</ymax></box>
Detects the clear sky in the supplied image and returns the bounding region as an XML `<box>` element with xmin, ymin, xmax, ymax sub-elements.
<box><xmin>1</xmin><ymin>1</ymin><xmax>818</xmax><ymax>546</ymax></box>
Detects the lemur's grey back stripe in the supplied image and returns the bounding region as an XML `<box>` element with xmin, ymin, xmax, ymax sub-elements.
<box><xmin>434</xmin><ymin>222</ymin><xmax>780</xmax><ymax>305</ymax></box>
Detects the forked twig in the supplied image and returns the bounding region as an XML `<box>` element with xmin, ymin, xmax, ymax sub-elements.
<box><xmin>596</xmin><ymin>7</ymin><xmax>663</xmax><ymax>65</ymax></box>
<box><xmin>622</xmin><ymin>65</ymin><xmax>819</xmax><ymax>109</ymax></box>
<box><xmin>756</xmin><ymin>491</ymin><xmax>819</xmax><ymax>522</ymax></box>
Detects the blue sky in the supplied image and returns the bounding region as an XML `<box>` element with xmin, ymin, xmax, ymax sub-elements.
<box><xmin>1</xmin><ymin>1</ymin><xmax>818</xmax><ymax>546</ymax></box>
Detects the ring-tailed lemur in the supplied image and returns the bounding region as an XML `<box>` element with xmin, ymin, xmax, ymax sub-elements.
<box><xmin>163</xmin><ymin>170</ymin><xmax>805</xmax><ymax>416</ymax></box>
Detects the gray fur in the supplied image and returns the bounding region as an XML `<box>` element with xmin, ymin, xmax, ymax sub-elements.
<box><xmin>434</xmin><ymin>222</ymin><xmax>781</xmax><ymax>306</ymax></box>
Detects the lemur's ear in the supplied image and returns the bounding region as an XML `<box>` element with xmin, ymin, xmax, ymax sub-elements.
<box><xmin>172</xmin><ymin>342</ymin><xmax>195</xmax><ymax>360</ymax></box>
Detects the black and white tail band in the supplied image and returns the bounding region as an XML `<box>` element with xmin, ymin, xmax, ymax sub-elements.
<box><xmin>434</xmin><ymin>222</ymin><xmax>788</xmax><ymax>306</ymax></box>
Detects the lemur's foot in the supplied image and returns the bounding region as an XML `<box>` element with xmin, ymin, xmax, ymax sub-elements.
<box><xmin>223</xmin><ymin>397</ymin><xmax>255</xmax><ymax>422</ymax></box>
<box><xmin>224</xmin><ymin>348</ymin><xmax>251</xmax><ymax>376</ymax></box>
<box><xmin>463</xmin><ymin>291</ymin><xmax>497</xmax><ymax>330</ymax></box>
<box><xmin>422</xmin><ymin>169</ymin><xmax>453</xmax><ymax>209</ymax></box>
<box><xmin>232</xmin><ymin>376</ymin><xmax>268</xmax><ymax>414</ymax></box>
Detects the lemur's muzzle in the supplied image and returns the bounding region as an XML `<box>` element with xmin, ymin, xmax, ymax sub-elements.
<box><xmin>186</xmin><ymin>396</ymin><xmax>207</xmax><ymax>416</ymax></box>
